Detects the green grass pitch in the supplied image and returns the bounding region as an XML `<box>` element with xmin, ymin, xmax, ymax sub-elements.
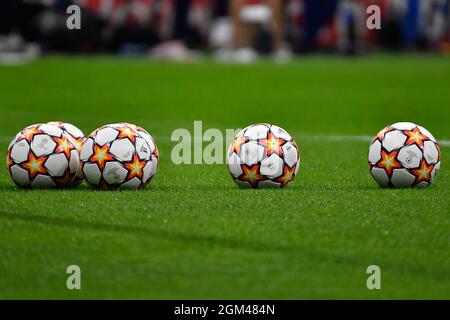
<box><xmin>0</xmin><ymin>55</ymin><xmax>449</xmax><ymax>299</ymax></box>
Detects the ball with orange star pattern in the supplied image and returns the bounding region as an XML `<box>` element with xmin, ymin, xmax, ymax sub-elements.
<box><xmin>47</xmin><ymin>121</ymin><xmax>86</xmax><ymax>185</ymax></box>
<box><xmin>227</xmin><ymin>123</ymin><xmax>300</xmax><ymax>188</ymax></box>
<box><xmin>368</xmin><ymin>122</ymin><xmax>440</xmax><ymax>188</ymax></box>
<box><xmin>6</xmin><ymin>123</ymin><xmax>80</xmax><ymax>188</ymax></box>
<box><xmin>80</xmin><ymin>123</ymin><xmax>158</xmax><ymax>190</ymax></box>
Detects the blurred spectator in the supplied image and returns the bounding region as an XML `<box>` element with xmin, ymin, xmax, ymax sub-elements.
<box><xmin>80</xmin><ymin>0</ymin><xmax>158</xmax><ymax>52</ymax></box>
<box><xmin>1</xmin><ymin>0</ymin><xmax>449</xmax><ymax>62</ymax></box>
<box><xmin>224</xmin><ymin>0</ymin><xmax>292</xmax><ymax>62</ymax></box>
<box><xmin>300</xmin><ymin>0</ymin><xmax>339</xmax><ymax>52</ymax></box>
<box><xmin>149</xmin><ymin>0</ymin><xmax>199</xmax><ymax>61</ymax></box>
<box><xmin>418</xmin><ymin>0</ymin><xmax>449</xmax><ymax>49</ymax></box>
<box><xmin>0</xmin><ymin>0</ymin><xmax>44</xmax><ymax>63</ymax></box>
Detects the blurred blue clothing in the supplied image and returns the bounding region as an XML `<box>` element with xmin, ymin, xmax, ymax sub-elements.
<box><xmin>303</xmin><ymin>0</ymin><xmax>338</xmax><ymax>51</ymax></box>
<box><xmin>402</xmin><ymin>0</ymin><xmax>419</xmax><ymax>46</ymax></box>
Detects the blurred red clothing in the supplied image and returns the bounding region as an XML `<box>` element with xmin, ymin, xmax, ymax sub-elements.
<box><xmin>81</xmin><ymin>0</ymin><xmax>154</xmax><ymax>25</ymax></box>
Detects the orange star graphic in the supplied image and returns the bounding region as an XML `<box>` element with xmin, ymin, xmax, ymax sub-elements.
<box><xmin>376</xmin><ymin>149</ymin><xmax>401</xmax><ymax>176</ymax></box>
<box><xmin>19</xmin><ymin>126</ymin><xmax>41</xmax><ymax>143</ymax></box>
<box><xmin>71</xmin><ymin>137</ymin><xmax>84</xmax><ymax>152</ymax></box>
<box><xmin>89</xmin><ymin>144</ymin><xmax>113</xmax><ymax>170</ymax></box>
<box><xmin>6</xmin><ymin>150</ymin><xmax>13</xmax><ymax>168</ymax></box>
<box><xmin>22</xmin><ymin>153</ymin><xmax>48</xmax><ymax>179</ymax></box>
<box><xmin>259</xmin><ymin>132</ymin><xmax>286</xmax><ymax>156</ymax></box>
<box><xmin>412</xmin><ymin>160</ymin><xmax>433</xmax><ymax>184</ymax></box>
<box><xmin>54</xmin><ymin>136</ymin><xmax>74</xmax><ymax>159</ymax></box>
<box><xmin>124</xmin><ymin>154</ymin><xmax>146</xmax><ymax>180</ymax></box>
<box><xmin>238</xmin><ymin>163</ymin><xmax>265</xmax><ymax>187</ymax></box>
<box><xmin>405</xmin><ymin>127</ymin><xmax>428</xmax><ymax>148</ymax></box>
<box><xmin>125</xmin><ymin>123</ymin><xmax>141</xmax><ymax>132</ymax></box>
<box><xmin>230</xmin><ymin>135</ymin><xmax>248</xmax><ymax>155</ymax></box>
<box><xmin>276</xmin><ymin>165</ymin><xmax>296</xmax><ymax>187</ymax></box>
<box><xmin>117</xmin><ymin>126</ymin><xmax>137</xmax><ymax>143</ymax></box>
<box><xmin>51</xmin><ymin>123</ymin><xmax>85</xmax><ymax>152</ymax></box>
<box><xmin>54</xmin><ymin>169</ymin><xmax>74</xmax><ymax>188</ymax></box>
<box><xmin>373</xmin><ymin>126</ymin><xmax>392</xmax><ymax>142</ymax></box>
<box><xmin>436</xmin><ymin>143</ymin><xmax>441</xmax><ymax>161</ymax></box>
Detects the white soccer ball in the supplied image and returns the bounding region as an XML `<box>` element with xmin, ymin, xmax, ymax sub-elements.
<box><xmin>48</xmin><ymin>121</ymin><xmax>85</xmax><ymax>184</ymax></box>
<box><xmin>6</xmin><ymin>123</ymin><xmax>80</xmax><ymax>188</ymax></box>
<box><xmin>80</xmin><ymin>123</ymin><xmax>159</xmax><ymax>190</ymax></box>
<box><xmin>368</xmin><ymin>122</ymin><xmax>441</xmax><ymax>188</ymax></box>
<box><xmin>227</xmin><ymin>123</ymin><xmax>300</xmax><ymax>188</ymax></box>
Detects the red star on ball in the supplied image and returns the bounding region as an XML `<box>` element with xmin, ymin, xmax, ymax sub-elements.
<box><xmin>276</xmin><ymin>165</ymin><xmax>296</xmax><ymax>187</ymax></box>
<box><xmin>412</xmin><ymin>160</ymin><xmax>433</xmax><ymax>184</ymax></box>
<box><xmin>54</xmin><ymin>135</ymin><xmax>75</xmax><ymax>159</ymax></box>
<box><xmin>22</xmin><ymin>152</ymin><xmax>48</xmax><ymax>179</ymax></box>
<box><xmin>117</xmin><ymin>126</ymin><xmax>137</xmax><ymax>143</ymax></box>
<box><xmin>376</xmin><ymin>149</ymin><xmax>402</xmax><ymax>176</ymax></box>
<box><xmin>259</xmin><ymin>132</ymin><xmax>286</xmax><ymax>156</ymax></box>
<box><xmin>238</xmin><ymin>163</ymin><xmax>265</xmax><ymax>187</ymax></box>
<box><xmin>405</xmin><ymin>127</ymin><xmax>428</xmax><ymax>148</ymax></box>
<box><xmin>124</xmin><ymin>154</ymin><xmax>146</xmax><ymax>180</ymax></box>
<box><xmin>71</xmin><ymin>137</ymin><xmax>84</xmax><ymax>152</ymax></box>
<box><xmin>54</xmin><ymin>169</ymin><xmax>74</xmax><ymax>188</ymax></box>
<box><xmin>19</xmin><ymin>126</ymin><xmax>42</xmax><ymax>143</ymax></box>
<box><xmin>89</xmin><ymin>144</ymin><xmax>114</xmax><ymax>170</ymax></box>
<box><xmin>373</xmin><ymin>126</ymin><xmax>392</xmax><ymax>143</ymax></box>
<box><xmin>6</xmin><ymin>150</ymin><xmax>14</xmax><ymax>169</ymax></box>
<box><xmin>230</xmin><ymin>135</ymin><xmax>248</xmax><ymax>155</ymax></box>
<box><xmin>152</xmin><ymin>145</ymin><xmax>159</xmax><ymax>159</ymax></box>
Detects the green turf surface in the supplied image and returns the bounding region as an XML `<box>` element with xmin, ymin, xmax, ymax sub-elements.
<box><xmin>0</xmin><ymin>55</ymin><xmax>449</xmax><ymax>299</ymax></box>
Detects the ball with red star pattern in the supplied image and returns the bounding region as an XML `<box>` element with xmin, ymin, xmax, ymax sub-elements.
<box><xmin>6</xmin><ymin>124</ymin><xmax>80</xmax><ymax>189</ymax></box>
<box><xmin>80</xmin><ymin>123</ymin><xmax>158</xmax><ymax>190</ymax></box>
<box><xmin>48</xmin><ymin>121</ymin><xmax>86</xmax><ymax>184</ymax></box>
<box><xmin>368</xmin><ymin>122</ymin><xmax>440</xmax><ymax>188</ymax></box>
<box><xmin>227</xmin><ymin>123</ymin><xmax>300</xmax><ymax>188</ymax></box>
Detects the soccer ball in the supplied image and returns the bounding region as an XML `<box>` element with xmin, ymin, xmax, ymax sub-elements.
<box><xmin>227</xmin><ymin>123</ymin><xmax>300</xmax><ymax>188</ymax></box>
<box><xmin>6</xmin><ymin>124</ymin><xmax>80</xmax><ymax>189</ymax></box>
<box><xmin>48</xmin><ymin>121</ymin><xmax>85</xmax><ymax>184</ymax></box>
<box><xmin>368</xmin><ymin>122</ymin><xmax>441</xmax><ymax>188</ymax></box>
<box><xmin>80</xmin><ymin>123</ymin><xmax>158</xmax><ymax>190</ymax></box>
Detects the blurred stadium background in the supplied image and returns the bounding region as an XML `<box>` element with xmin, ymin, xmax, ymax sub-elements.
<box><xmin>1</xmin><ymin>0</ymin><xmax>449</xmax><ymax>63</ymax></box>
